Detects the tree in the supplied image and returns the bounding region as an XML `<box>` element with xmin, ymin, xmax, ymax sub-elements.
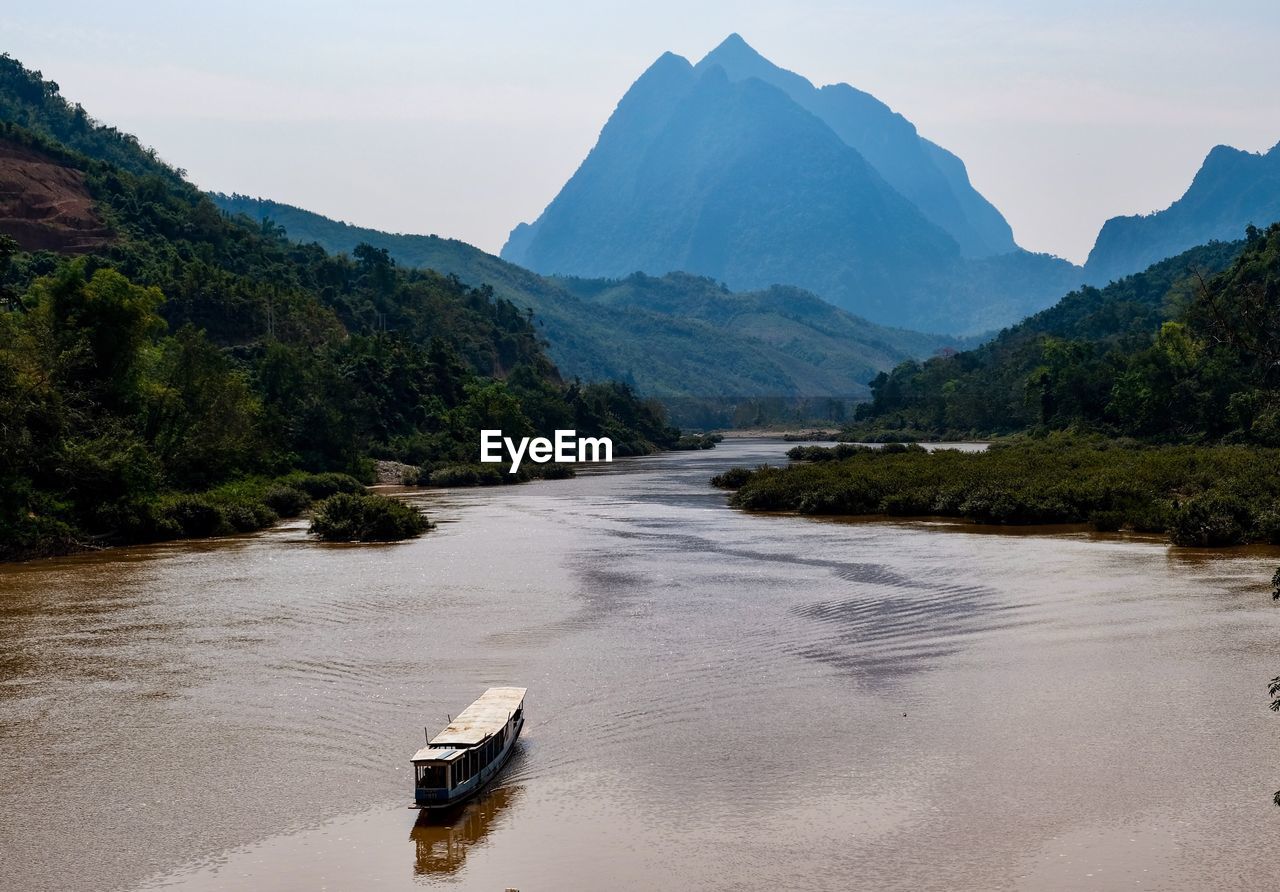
<box><xmin>143</xmin><ymin>326</ymin><xmax>266</xmax><ymax>488</ymax></box>
<box><xmin>27</xmin><ymin>261</ymin><xmax>165</xmax><ymax>409</ymax></box>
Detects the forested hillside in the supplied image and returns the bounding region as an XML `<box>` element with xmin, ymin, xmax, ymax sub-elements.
<box><xmin>211</xmin><ymin>193</ymin><xmax>963</xmax><ymax>416</ymax></box>
<box><xmin>848</xmin><ymin>231</ymin><xmax>1273</xmax><ymax>440</ymax></box>
<box><xmin>0</xmin><ymin>54</ymin><xmax>678</xmax><ymax>560</ymax></box>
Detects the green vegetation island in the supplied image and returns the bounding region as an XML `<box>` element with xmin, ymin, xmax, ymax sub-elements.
<box><xmin>717</xmin><ymin>224</ymin><xmax>1280</xmax><ymax>548</ymax></box>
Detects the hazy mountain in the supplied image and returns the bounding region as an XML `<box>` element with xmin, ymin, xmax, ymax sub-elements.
<box><xmin>502</xmin><ymin>35</ymin><xmax>1081</xmax><ymax>334</ymax></box>
<box><xmin>213</xmin><ymin>194</ymin><xmax>964</xmax><ymax>417</ymax></box>
<box><xmin>692</xmin><ymin>34</ymin><xmax>1015</xmax><ymax>257</ymax></box>
<box><xmin>1085</xmin><ymin>141</ymin><xmax>1280</xmax><ymax>284</ymax></box>
<box><xmin>504</xmin><ymin>52</ymin><xmax>957</xmax><ymax>317</ymax></box>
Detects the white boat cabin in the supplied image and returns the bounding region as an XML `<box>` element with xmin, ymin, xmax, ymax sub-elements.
<box><xmin>412</xmin><ymin>687</ymin><xmax>525</xmax><ymax>808</ymax></box>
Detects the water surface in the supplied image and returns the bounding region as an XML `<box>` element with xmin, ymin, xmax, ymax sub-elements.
<box><xmin>2</xmin><ymin>439</ymin><xmax>1278</xmax><ymax>890</ymax></box>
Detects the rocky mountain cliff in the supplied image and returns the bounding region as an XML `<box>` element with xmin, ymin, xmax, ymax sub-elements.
<box><xmin>502</xmin><ymin>35</ymin><xmax>1081</xmax><ymax>334</ymax></box>
<box><xmin>1085</xmin><ymin>141</ymin><xmax>1280</xmax><ymax>285</ymax></box>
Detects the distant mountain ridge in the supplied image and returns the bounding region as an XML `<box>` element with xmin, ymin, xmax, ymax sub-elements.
<box><xmin>502</xmin><ymin>34</ymin><xmax>1082</xmax><ymax>334</ymax></box>
<box><xmin>213</xmin><ymin>193</ymin><xmax>965</xmax><ymax>420</ymax></box>
<box><xmin>1085</xmin><ymin>140</ymin><xmax>1280</xmax><ymax>285</ymax></box>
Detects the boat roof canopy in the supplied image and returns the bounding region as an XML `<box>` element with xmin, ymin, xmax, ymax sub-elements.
<box><xmin>428</xmin><ymin>687</ymin><xmax>526</xmax><ymax>748</ymax></box>
<box><xmin>411</xmin><ymin>746</ymin><xmax>463</xmax><ymax>763</ymax></box>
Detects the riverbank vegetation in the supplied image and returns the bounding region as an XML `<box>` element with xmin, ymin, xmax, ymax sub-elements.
<box><xmin>0</xmin><ymin>55</ymin><xmax>682</xmax><ymax>561</ymax></box>
<box><xmin>422</xmin><ymin>462</ymin><xmax>576</xmax><ymax>487</ymax></box>
<box><xmin>720</xmin><ymin>438</ymin><xmax>1280</xmax><ymax>547</ymax></box>
<box><xmin>845</xmin><ymin>226</ymin><xmax>1277</xmax><ymax>443</ymax></box>
<box><xmin>712</xmin><ymin>222</ymin><xmax>1280</xmax><ymax>548</ymax></box>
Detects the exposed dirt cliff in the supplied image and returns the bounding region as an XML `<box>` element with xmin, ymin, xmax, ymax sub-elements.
<box><xmin>0</xmin><ymin>138</ymin><xmax>112</xmax><ymax>252</ymax></box>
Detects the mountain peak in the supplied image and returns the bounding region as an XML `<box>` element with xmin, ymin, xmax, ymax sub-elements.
<box><xmin>501</xmin><ymin>36</ymin><xmax>1049</xmax><ymax>330</ymax></box>
<box><xmin>1084</xmin><ymin>137</ymin><xmax>1280</xmax><ymax>283</ymax></box>
<box><xmin>1202</xmin><ymin>143</ymin><xmax>1249</xmax><ymax>165</ymax></box>
<box><xmin>694</xmin><ymin>34</ymin><xmax>817</xmax><ymax>111</ymax></box>
<box><xmin>696</xmin><ymin>33</ymin><xmax>787</xmax><ymax>79</ymax></box>
<box><xmin>637</xmin><ymin>50</ymin><xmax>694</xmax><ymax>82</ymax></box>
<box><xmin>691</xmin><ymin>36</ymin><xmax>1013</xmax><ymax>258</ymax></box>
<box><xmin>704</xmin><ymin>32</ymin><xmax>756</xmax><ymax>57</ymax></box>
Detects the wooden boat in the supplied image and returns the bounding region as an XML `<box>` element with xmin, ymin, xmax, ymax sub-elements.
<box><xmin>411</xmin><ymin>687</ymin><xmax>526</xmax><ymax>809</ymax></box>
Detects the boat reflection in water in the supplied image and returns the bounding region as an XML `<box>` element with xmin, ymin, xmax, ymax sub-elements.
<box><xmin>410</xmin><ymin>782</ymin><xmax>522</xmax><ymax>876</ymax></box>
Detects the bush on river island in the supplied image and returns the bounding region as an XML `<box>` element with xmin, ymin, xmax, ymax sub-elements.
<box><xmin>718</xmin><ymin>437</ymin><xmax>1280</xmax><ymax>547</ymax></box>
<box><xmin>308</xmin><ymin>492</ymin><xmax>431</xmax><ymax>542</ymax></box>
<box><xmin>422</xmin><ymin>462</ymin><xmax>575</xmax><ymax>487</ymax></box>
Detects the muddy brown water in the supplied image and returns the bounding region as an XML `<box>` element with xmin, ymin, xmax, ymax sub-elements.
<box><xmin>2</xmin><ymin>439</ymin><xmax>1279</xmax><ymax>891</ymax></box>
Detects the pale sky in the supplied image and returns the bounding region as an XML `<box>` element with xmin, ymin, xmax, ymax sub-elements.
<box><xmin>6</xmin><ymin>1</ymin><xmax>1279</xmax><ymax>263</ymax></box>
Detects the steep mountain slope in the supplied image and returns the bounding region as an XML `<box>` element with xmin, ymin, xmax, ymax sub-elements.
<box><xmin>501</xmin><ymin>35</ymin><xmax>1081</xmax><ymax>333</ymax></box>
<box><xmin>1085</xmin><ymin>141</ymin><xmax>1280</xmax><ymax>285</ymax></box>
<box><xmin>213</xmin><ymin>194</ymin><xmax>962</xmax><ymax>405</ymax></box>
<box><xmin>0</xmin><ymin>53</ymin><xmax>181</xmax><ymax>182</ymax></box>
<box><xmin>693</xmin><ymin>34</ymin><xmax>1014</xmax><ymax>257</ymax></box>
<box><xmin>503</xmin><ymin>54</ymin><xmax>957</xmax><ymax>316</ymax></box>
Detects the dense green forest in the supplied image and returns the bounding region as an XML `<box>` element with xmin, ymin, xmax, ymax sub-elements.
<box><xmin>0</xmin><ymin>54</ymin><xmax>679</xmax><ymax>560</ymax></box>
<box><xmin>847</xmin><ymin>231</ymin><xmax>1272</xmax><ymax>441</ymax></box>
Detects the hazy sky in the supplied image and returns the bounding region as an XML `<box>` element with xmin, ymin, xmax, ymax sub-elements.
<box><xmin>7</xmin><ymin>1</ymin><xmax>1279</xmax><ymax>263</ymax></box>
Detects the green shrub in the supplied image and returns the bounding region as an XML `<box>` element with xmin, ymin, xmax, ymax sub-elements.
<box><xmin>427</xmin><ymin>464</ymin><xmax>508</xmax><ymax>487</ymax></box>
<box><xmin>1123</xmin><ymin>498</ymin><xmax>1174</xmax><ymax>534</ymax></box>
<box><xmin>711</xmin><ymin>467</ymin><xmax>753</xmax><ymax>489</ymax></box>
<box><xmin>787</xmin><ymin>443</ymin><xmax>871</xmax><ymax>462</ymax></box>
<box><xmin>1254</xmin><ymin>508</ymin><xmax>1280</xmax><ymax>544</ymax></box>
<box><xmin>0</xmin><ymin>510</ymin><xmax>79</xmax><ymax>560</ymax></box>
<box><xmin>1089</xmin><ymin>510</ymin><xmax>1125</xmax><ymax>532</ymax></box>
<box><xmin>878</xmin><ymin>488</ymin><xmax>935</xmax><ymax>515</ymax></box>
<box><xmin>1169</xmin><ymin>492</ymin><xmax>1250</xmax><ymax>547</ymax></box>
<box><xmin>309</xmin><ymin>493</ymin><xmax>431</xmax><ymax>542</ymax></box>
<box><xmin>160</xmin><ymin>496</ymin><xmax>226</xmax><ymax>537</ymax></box>
<box><xmin>283</xmin><ymin>471</ymin><xmax>365</xmax><ymax>500</ymax></box>
<box><xmin>223</xmin><ymin>501</ymin><xmax>278</xmax><ymax>533</ymax></box>
<box><xmin>263</xmin><ymin>485</ymin><xmax>311</xmax><ymax>517</ymax></box>
<box><xmin>428</xmin><ymin>465</ymin><xmax>479</xmax><ymax>487</ymax></box>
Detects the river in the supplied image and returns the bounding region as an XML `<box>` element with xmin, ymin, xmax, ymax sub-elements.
<box><xmin>2</xmin><ymin>439</ymin><xmax>1278</xmax><ymax>890</ymax></box>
